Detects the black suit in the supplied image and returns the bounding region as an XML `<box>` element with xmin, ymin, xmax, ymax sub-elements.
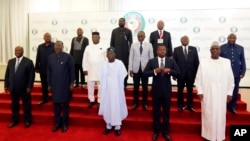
<box><xmin>144</xmin><ymin>57</ymin><xmax>180</xmax><ymax>134</ymax></box>
<box><xmin>149</xmin><ymin>30</ymin><xmax>172</xmax><ymax>57</ymax></box>
<box><xmin>4</xmin><ymin>57</ymin><xmax>35</xmax><ymax>123</ymax></box>
<box><xmin>173</xmin><ymin>46</ymin><xmax>199</xmax><ymax>108</ymax></box>
<box><xmin>35</xmin><ymin>42</ymin><xmax>55</xmax><ymax>101</ymax></box>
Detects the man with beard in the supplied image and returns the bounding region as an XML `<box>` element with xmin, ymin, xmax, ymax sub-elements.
<box><xmin>110</xmin><ymin>18</ymin><xmax>133</xmax><ymax>88</ymax></box>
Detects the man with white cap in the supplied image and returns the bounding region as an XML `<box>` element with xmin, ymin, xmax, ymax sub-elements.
<box><xmin>195</xmin><ymin>41</ymin><xmax>234</xmax><ymax>141</ymax></box>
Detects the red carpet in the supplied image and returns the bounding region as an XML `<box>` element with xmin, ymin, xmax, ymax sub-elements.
<box><xmin>0</xmin><ymin>85</ymin><xmax>250</xmax><ymax>141</ymax></box>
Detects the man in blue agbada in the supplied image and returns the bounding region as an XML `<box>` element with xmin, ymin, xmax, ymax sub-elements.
<box><xmin>47</xmin><ymin>41</ymin><xmax>75</xmax><ymax>132</ymax></box>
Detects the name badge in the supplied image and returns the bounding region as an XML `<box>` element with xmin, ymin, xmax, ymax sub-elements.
<box><xmin>157</xmin><ymin>39</ymin><xmax>163</xmax><ymax>44</ymax></box>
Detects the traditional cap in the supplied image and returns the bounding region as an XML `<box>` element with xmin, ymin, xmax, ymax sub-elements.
<box><xmin>107</xmin><ymin>47</ymin><xmax>115</xmax><ymax>52</ymax></box>
<box><xmin>211</xmin><ymin>41</ymin><xmax>219</xmax><ymax>46</ymax></box>
<box><xmin>92</xmin><ymin>31</ymin><xmax>99</xmax><ymax>35</ymax></box>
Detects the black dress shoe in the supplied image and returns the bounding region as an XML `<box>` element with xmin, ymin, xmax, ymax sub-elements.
<box><xmin>162</xmin><ymin>134</ymin><xmax>171</xmax><ymax>141</ymax></box>
<box><xmin>187</xmin><ymin>107</ymin><xmax>195</xmax><ymax>112</ymax></box>
<box><xmin>52</xmin><ymin>124</ymin><xmax>61</xmax><ymax>132</ymax></box>
<box><xmin>38</xmin><ymin>100</ymin><xmax>48</xmax><ymax>105</ymax></box>
<box><xmin>8</xmin><ymin>121</ymin><xmax>18</xmax><ymax>128</ymax></box>
<box><xmin>88</xmin><ymin>102</ymin><xmax>95</xmax><ymax>108</ymax></box>
<box><xmin>178</xmin><ymin>107</ymin><xmax>183</xmax><ymax>112</ymax></box>
<box><xmin>25</xmin><ymin>122</ymin><xmax>31</xmax><ymax>128</ymax></box>
<box><xmin>229</xmin><ymin>108</ymin><xmax>237</xmax><ymax>115</ymax></box>
<box><xmin>61</xmin><ymin>125</ymin><xmax>67</xmax><ymax>132</ymax></box>
<box><xmin>115</xmin><ymin>130</ymin><xmax>121</xmax><ymax>136</ymax></box>
<box><xmin>103</xmin><ymin>128</ymin><xmax>112</xmax><ymax>135</ymax></box>
<box><xmin>74</xmin><ymin>84</ymin><xmax>79</xmax><ymax>88</ymax></box>
<box><xmin>143</xmin><ymin>104</ymin><xmax>148</xmax><ymax>110</ymax></box>
<box><xmin>183</xmin><ymin>106</ymin><xmax>195</xmax><ymax>112</ymax></box>
<box><xmin>132</xmin><ymin>104</ymin><xmax>138</xmax><ymax>110</ymax></box>
<box><xmin>152</xmin><ymin>133</ymin><xmax>159</xmax><ymax>141</ymax></box>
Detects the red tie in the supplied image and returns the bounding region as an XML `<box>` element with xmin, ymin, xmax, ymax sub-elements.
<box><xmin>159</xmin><ymin>30</ymin><xmax>163</xmax><ymax>39</ymax></box>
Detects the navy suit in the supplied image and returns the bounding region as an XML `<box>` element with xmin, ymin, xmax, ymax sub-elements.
<box><xmin>4</xmin><ymin>57</ymin><xmax>35</xmax><ymax>123</ymax></box>
<box><xmin>149</xmin><ymin>30</ymin><xmax>172</xmax><ymax>57</ymax></box>
<box><xmin>173</xmin><ymin>46</ymin><xmax>199</xmax><ymax>108</ymax></box>
<box><xmin>144</xmin><ymin>57</ymin><xmax>180</xmax><ymax>134</ymax></box>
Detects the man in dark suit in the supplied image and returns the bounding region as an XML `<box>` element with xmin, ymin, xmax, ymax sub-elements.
<box><xmin>35</xmin><ymin>32</ymin><xmax>55</xmax><ymax>105</ymax></box>
<box><xmin>150</xmin><ymin>20</ymin><xmax>172</xmax><ymax>57</ymax></box>
<box><xmin>70</xmin><ymin>27</ymin><xmax>89</xmax><ymax>88</ymax></box>
<box><xmin>173</xmin><ymin>35</ymin><xmax>199</xmax><ymax>112</ymax></box>
<box><xmin>4</xmin><ymin>46</ymin><xmax>35</xmax><ymax>128</ymax></box>
<box><xmin>110</xmin><ymin>17</ymin><xmax>133</xmax><ymax>88</ymax></box>
<box><xmin>144</xmin><ymin>44</ymin><xmax>180</xmax><ymax>141</ymax></box>
<box><xmin>47</xmin><ymin>41</ymin><xmax>75</xmax><ymax>132</ymax></box>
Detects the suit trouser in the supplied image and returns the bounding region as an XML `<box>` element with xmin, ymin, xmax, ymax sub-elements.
<box><xmin>11</xmin><ymin>90</ymin><xmax>32</xmax><ymax>123</ymax></box>
<box><xmin>228</xmin><ymin>77</ymin><xmax>240</xmax><ymax>109</ymax></box>
<box><xmin>152</xmin><ymin>94</ymin><xmax>171</xmax><ymax>134</ymax></box>
<box><xmin>75</xmin><ymin>64</ymin><xmax>85</xmax><ymax>85</ymax></box>
<box><xmin>177</xmin><ymin>75</ymin><xmax>194</xmax><ymax>108</ymax></box>
<box><xmin>132</xmin><ymin>66</ymin><xmax>149</xmax><ymax>105</ymax></box>
<box><xmin>87</xmin><ymin>81</ymin><xmax>100</xmax><ymax>103</ymax></box>
<box><xmin>53</xmin><ymin>102</ymin><xmax>69</xmax><ymax>125</ymax></box>
<box><xmin>40</xmin><ymin>72</ymin><xmax>49</xmax><ymax>101</ymax></box>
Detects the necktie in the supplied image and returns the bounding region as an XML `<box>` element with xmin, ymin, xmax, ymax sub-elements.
<box><xmin>160</xmin><ymin>58</ymin><xmax>164</xmax><ymax>76</ymax></box>
<box><xmin>184</xmin><ymin>46</ymin><xmax>188</xmax><ymax>59</ymax></box>
<box><xmin>160</xmin><ymin>58</ymin><xmax>164</xmax><ymax>68</ymax></box>
<box><xmin>159</xmin><ymin>30</ymin><xmax>163</xmax><ymax>39</ymax></box>
<box><xmin>140</xmin><ymin>42</ymin><xmax>143</xmax><ymax>55</ymax></box>
<box><xmin>15</xmin><ymin>58</ymin><xmax>20</xmax><ymax>72</ymax></box>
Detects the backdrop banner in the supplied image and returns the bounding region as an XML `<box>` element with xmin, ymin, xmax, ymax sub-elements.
<box><xmin>29</xmin><ymin>9</ymin><xmax>250</xmax><ymax>84</ymax></box>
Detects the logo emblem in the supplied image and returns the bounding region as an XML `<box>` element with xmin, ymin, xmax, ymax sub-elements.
<box><xmin>193</xmin><ymin>26</ymin><xmax>200</xmax><ymax>33</ymax></box>
<box><xmin>230</xmin><ymin>26</ymin><xmax>238</xmax><ymax>33</ymax></box>
<box><xmin>218</xmin><ymin>36</ymin><xmax>226</xmax><ymax>43</ymax></box>
<box><xmin>62</xmin><ymin>28</ymin><xmax>68</xmax><ymax>34</ymax></box>
<box><xmin>110</xmin><ymin>18</ymin><xmax>117</xmax><ymax>24</ymax></box>
<box><xmin>31</xmin><ymin>29</ymin><xmax>38</xmax><ymax>35</ymax></box>
<box><xmin>81</xmin><ymin>19</ymin><xmax>88</xmax><ymax>25</ymax></box>
<box><xmin>124</xmin><ymin>12</ymin><xmax>146</xmax><ymax>36</ymax></box>
<box><xmin>52</xmin><ymin>20</ymin><xmax>58</xmax><ymax>25</ymax></box>
<box><xmin>180</xmin><ymin>17</ymin><xmax>187</xmax><ymax>24</ymax></box>
<box><xmin>219</xmin><ymin>16</ymin><xmax>226</xmax><ymax>23</ymax></box>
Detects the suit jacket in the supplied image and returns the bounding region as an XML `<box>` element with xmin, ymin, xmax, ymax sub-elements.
<box><xmin>149</xmin><ymin>30</ymin><xmax>172</xmax><ymax>57</ymax></box>
<box><xmin>173</xmin><ymin>46</ymin><xmax>199</xmax><ymax>81</ymax></box>
<box><xmin>4</xmin><ymin>57</ymin><xmax>35</xmax><ymax>93</ymax></box>
<box><xmin>70</xmin><ymin>36</ymin><xmax>89</xmax><ymax>65</ymax></box>
<box><xmin>144</xmin><ymin>57</ymin><xmax>180</xmax><ymax>98</ymax></box>
<box><xmin>35</xmin><ymin>42</ymin><xmax>55</xmax><ymax>75</ymax></box>
<box><xmin>129</xmin><ymin>41</ymin><xmax>154</xmax><ymax>73</ymax></box>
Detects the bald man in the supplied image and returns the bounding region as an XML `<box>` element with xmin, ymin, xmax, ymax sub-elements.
<box><xmin>149</xmin><ymin>20</ymin><xmax>173</xmax><ymax>57</ymax></box>
<box><xmin>4</xmin><ymin>46</ymin><xmax>35</xmax><ymax>128</ymax></box>
<box><xmin>35</xmin><ymin>32</ymin><xmax>55</xmax><ymax>105</ymax></box>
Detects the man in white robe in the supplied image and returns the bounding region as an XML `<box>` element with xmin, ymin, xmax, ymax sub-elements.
<box><xmin>195</xmin><ymin>41</ymin><xmax>234</xmax><ymax>141</ymax></box>
<box><xmin>82</xmin><ymin>32</ymin><xmax>107</xmax><ymax>108</ymax></box>
<box><xmin>98</xmin><ymin>47</ymin><xmax>128</xmax><ymax>136</ymax></box>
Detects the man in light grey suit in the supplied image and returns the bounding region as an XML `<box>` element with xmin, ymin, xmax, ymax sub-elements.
<box><xmin>129</xmin><ymin>31</ymin><xmax>154</xmax><ymax>110</ymax></box>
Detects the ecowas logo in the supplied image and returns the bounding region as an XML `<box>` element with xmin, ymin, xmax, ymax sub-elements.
<box><xmin>123</xmin><ymin>12</ymin><xmax>145</xmax><ymax>36</ymax></box>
